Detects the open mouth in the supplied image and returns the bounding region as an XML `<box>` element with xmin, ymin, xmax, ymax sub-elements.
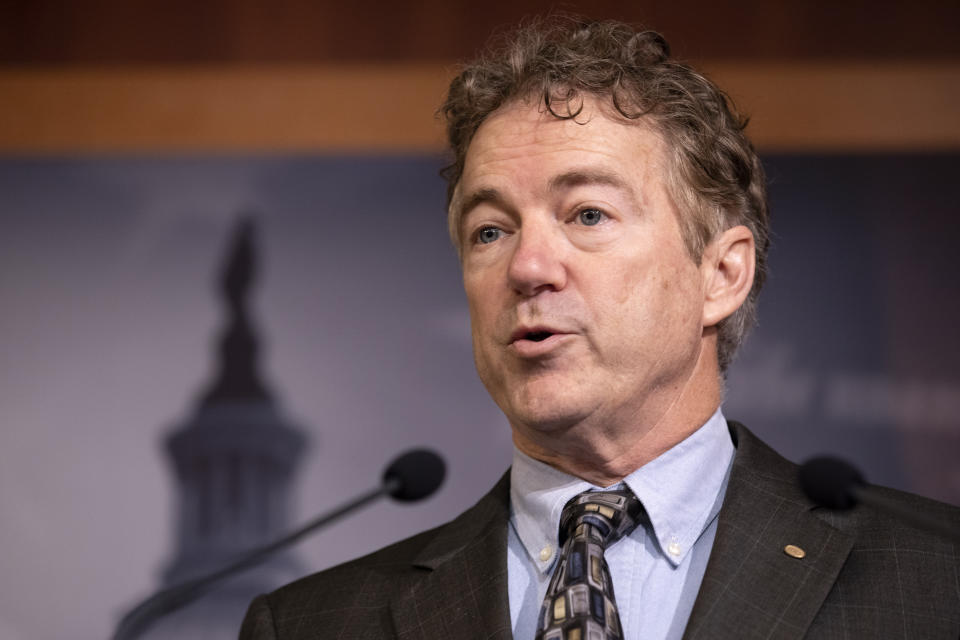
<box><xmin>524</xmin><ymin>331</ymin><xmax>553</xmax><ymax>342</ymax></box>
<box><xmin>509</xmin><ymin>327</ymin><xmax>569</xmax><ymax>356</ymax></box>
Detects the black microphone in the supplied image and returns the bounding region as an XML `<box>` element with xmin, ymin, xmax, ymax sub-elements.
<box><xmin>798</xmin><ymin>456</ymin><xmax>958</xmax><ymax>542</ymax></box>
<box><xmin>798</xmin><ymin>456</ymin><xmax>864</xmax><ymax>510</ymax></box>
<box><xmin>113</xmin><ymin>448</ymin><xmax>446</xmax><ymax>640</ymax></box>
<box><xmin>384</xmin><ymin>448</ymin><xmax>447</xmax><ymax>501</ymax></box>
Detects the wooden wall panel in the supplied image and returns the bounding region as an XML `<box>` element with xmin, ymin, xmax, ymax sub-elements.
<box><xmin>0</xmin><ymin>66</ymin><xmax>452</xmax><ymax>152</ymax></box>
<box><xmin>2</xmin><ymin>0</ymin><xmax>959</xmax><ymax>63</ymax></box>
<box><xmin>1</xmin><ymin>63</ymin><xmax>958</xmax><ymax>152</ymax></box>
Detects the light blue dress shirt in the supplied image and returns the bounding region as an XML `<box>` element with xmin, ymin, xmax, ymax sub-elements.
<box><xmin>507</xmin><ymin>408</ymin><xmax>734</xmax><ymax>639</ymax></box>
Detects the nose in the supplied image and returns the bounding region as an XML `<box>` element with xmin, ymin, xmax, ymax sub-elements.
<box><xmin>506</xmin><ymin>222</ymin><xmax>567</xmax><ymax>297</ymax></box>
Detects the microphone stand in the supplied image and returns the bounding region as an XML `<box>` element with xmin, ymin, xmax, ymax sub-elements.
<box><xmin>113</xmin><ymin>478</ymin><xmax>399</xmax><ymax>640</ymax></box>
<box><xmin>850</xmin><ymin>485</ymin><xmax>960</xmax><ymax>543</ymax></box>
<box><xmin>799</xmin><ymin>455</ymin><xmax>959</xmax><ymax>544</ymax></box>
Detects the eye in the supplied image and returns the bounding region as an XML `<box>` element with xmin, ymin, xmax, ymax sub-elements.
<box><xmin>577</xmin><ymin>208</ymin><xmax>606</xmax><ymax>226</ymax></box>
<box><xmin>475</xmin><ymin>226</ymin><xmax>504</xmax><ymax>244</ymax></box>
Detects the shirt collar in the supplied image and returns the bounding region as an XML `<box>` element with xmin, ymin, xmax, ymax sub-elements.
<box><xmin>509</xmin><ymin>407</ymin><xmax>734</xmax><ymax>573</ymax></box>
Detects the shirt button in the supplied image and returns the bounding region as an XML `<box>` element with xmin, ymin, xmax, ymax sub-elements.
<box><xmin>539</xmin><ymin>545</ymin><xmax>553</xmax><ymax>562</ymax></box>
<box><xmin>667</xmin><ymin>541</ymin><xmax>682</xmax><ymax>557</ymax></box>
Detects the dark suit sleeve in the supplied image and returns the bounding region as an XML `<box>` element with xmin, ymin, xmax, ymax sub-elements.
<box><xmin>239</xmin><ymin>595</ymin><xmax>278</xmax><ymax>640</ymax></box>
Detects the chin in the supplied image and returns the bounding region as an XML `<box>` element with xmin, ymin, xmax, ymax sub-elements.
<box><xmin>503</xmin><ymin>380</ymin><xmax>593</xmax><ymax>432</ymax></box>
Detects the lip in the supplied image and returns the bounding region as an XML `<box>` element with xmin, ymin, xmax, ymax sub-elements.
<box><xmin>508</xmin><ymin>327</ymin><xmax>574</xmax><ymax>358</ymax></box>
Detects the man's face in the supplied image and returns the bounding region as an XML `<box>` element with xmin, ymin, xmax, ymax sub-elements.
<box><xmin>457</xmin><ymin>97</ymin><xmax>712</xmax><ymax>439</ymax></box>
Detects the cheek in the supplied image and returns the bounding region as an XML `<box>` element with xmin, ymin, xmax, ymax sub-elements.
<box><xmin>464</xmin><ymin>271</ymin><xmax>488</xmax><ymax>317</ymax></box>
<box><xmin>608</xmin><ymin>257</ymin><xmax>703</xmax><ymax>335</ymax></box>
<box><xmin>605</xmin><ymin>252</ymin><xmax>668</xmax><ymax>311</ymax></box>
<box><xmin>465</xmin><ymin>278</ymin><xmax>503</xmax><ymax>355</ymax></box>
<box><xmin>466</xmin><ymin>286</ymin><xmax>492</xmax><ymax>322</ymax></box>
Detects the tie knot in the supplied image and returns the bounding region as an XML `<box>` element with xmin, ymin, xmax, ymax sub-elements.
<box><xmin>558</xmin><ymin>489</ymin><xmax>642</xmax><ymax>549</ymax></box>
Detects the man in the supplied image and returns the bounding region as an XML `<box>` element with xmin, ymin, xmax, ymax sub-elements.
<box><xmin>241</xmin><ymin>18</ymin><xmax>959</xmax><ymax>639</ymax></box>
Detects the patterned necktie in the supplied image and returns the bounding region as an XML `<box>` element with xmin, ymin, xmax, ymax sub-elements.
<box><xmin>535</xmin><ymin>489</ymin><xmax>643</xmax><ymax>640</ymax></box>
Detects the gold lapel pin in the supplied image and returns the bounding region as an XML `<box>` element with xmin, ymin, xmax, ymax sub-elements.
<box><xmin>784</xmin><ymin>544</ymin><xmax>806</xmax><ymax>559</ymax></box>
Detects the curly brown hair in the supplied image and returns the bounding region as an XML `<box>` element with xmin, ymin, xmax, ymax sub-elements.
<box><xmin>439</xmin><ymin>16</ymin><xmax>770</xmax><ymax>371</ymax></box>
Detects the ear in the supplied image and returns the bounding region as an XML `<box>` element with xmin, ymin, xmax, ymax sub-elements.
<box><xmin>701</xmin><ymin>225</ymin><xmax>756</xmax><ymax>328</ymax></box>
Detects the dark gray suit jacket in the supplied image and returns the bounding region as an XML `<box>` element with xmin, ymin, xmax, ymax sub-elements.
<box><xmin>240</xmin><ymin>423</ymin><xmax>960</xmax><ymax>639</ymax></box>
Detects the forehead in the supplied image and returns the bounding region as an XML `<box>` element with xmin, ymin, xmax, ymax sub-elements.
<box><xmin>461</xmin><ymin>97</ymin><xmax>668</xmax><ymax>191</ymax></box>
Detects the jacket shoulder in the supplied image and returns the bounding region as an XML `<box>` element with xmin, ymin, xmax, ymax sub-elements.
<box><xmin>240</xmin><ymin>472</ymin><xmax>511</xmax><ymax>639</ymax></box>
<box><xmin>724</xmin><ymin>421</ymin><xmax>960</xmax><ymax>638</ymax></box>
<box><xmin>271</xmin><ymin>518</ymin><xmax>450</xmax><ymax>602</ymax></box>
<box><xmin>239</xmin><ymin>526</ymin><xmax>447</xmax><ymax>639</ymax></box>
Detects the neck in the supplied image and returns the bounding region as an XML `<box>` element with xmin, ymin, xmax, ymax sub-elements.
<box><xmin>512</xmin><ymin>338</ymin><xmax>723</xmax><ymax>487</ymax></box>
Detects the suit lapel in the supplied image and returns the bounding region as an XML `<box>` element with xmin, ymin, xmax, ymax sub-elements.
<box><xmin>383</xmin><ymin>423</ymin><xmax>852</xmax><ymax>639</ymax></box>
<box><xmin>389</xmin><ymin>473</ymin><xmax>514</xmax><ymax>640</ymax></box>
<box><xmin>683</xmin><ymin>423</ymin><xmax>854</xmax><ymax>640</ymax></box>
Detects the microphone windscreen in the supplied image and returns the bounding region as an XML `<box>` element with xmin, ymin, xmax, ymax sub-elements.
<box><xmin>798</xmin><ymin>456</ymin><xmax>865</xmax><ymax>509</ymax></box>
<box><xmin>383</xmin><ymin>449</ymin><xmax>446</xmax><ymax>502</ymax></box>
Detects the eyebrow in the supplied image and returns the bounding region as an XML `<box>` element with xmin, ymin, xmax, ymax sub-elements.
<box><xmin>458</xmin><ymin>187</ymin><xmax>506</xmax><ymax>223</ymax></box>
<box><xmin>457</xmin><ymin>167</ymin><xmax>638</xmax><ymax>230</ymax></box>
<box><xmin>547</xmin><ymin>168</ymin><xmax>632</xmax><ymax>194</ymax></box>
<box><xmin>458</xmin><ymin>169</ymin><xmax>633</xmax><ymax>218</ymax></box>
